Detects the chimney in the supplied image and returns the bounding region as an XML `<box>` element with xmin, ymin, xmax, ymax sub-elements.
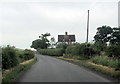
<box><xmin>65</xmin><ymin>32</ymin><xmax>68</xmax><ymax>35</ymax></box>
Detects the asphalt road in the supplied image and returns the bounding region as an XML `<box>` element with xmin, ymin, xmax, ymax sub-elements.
<box><xmin>18</xmin><ymin>54</ymin><xmax>111</xmax><ymax>82</ymax></box>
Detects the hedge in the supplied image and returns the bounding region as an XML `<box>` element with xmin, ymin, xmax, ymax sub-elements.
<box><xmin>38</xmin><ymin>48</ymin><xmax>64</xmax><ymax>56</ymax></box>
<box><xmin>23</xmin><ymin>49</ymin><xmax>35</xmax><ymax>60</ymax></box>
<box><xmin>2</xmin><ymin>58</ymin><xmax>36</xmax><ymax>83</ymax></box>
<box><xmin>2</xmin><ymin>45</ymin><xmax>35</xmax><ymax>70</ymax></box>
<box><xmin>15</xmin><ymin>49</ymin><xmax>25</xmax><ymax>63</ymax></box>
<box><xmin>65</xmin><ymin>43</ymin><xmax>97</xmax><ymax>58</ymax></box>
<box><xmin>56</xmin><ymin>43</ymin><xmax>68</xmax><ymax>50</ymax></box>
<box><xmin>106</xmin><ymin>45</ymin><xmax>120</xmax><ymax>58</ymax></box>
<box><xmin>2</xmin><ymin>46</ymin><xmax>18</xmax><ymax>69</ymax></box>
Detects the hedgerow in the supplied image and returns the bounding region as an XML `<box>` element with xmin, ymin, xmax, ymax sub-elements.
<box><xmin>23</xmin><ymin>49</ymin><xmax>35</xmax><ymax>60</ymax></box>
<box><xmin>2</xmin><ymin>45</ymin><xmax>18</xmax><ymax>69</ymax></box>
<box><xmin>15</xmin><ymin>49</ymin><xmax>25</xmax><ymax>63</ymax></box>
<box><xmin>106</xmin><ymin>45</ymin><xmax>120</xmax><ymax>58</ymax></box>
<box><xmin>2</xmin><ymin>45</ymin><xmax>35</xmax><ymax>70</ymax></box>
<box><xmin>2</xmin><ymin>58</ymin><xmax>36</xmax><ymax>83</ymax></box>
<box><xmin>65</xmin><ymin>43</ymin><xmax>97</xmax><ymax>58</ymax></box>
<box><xmin>38</xmin><ymin>48</ymin><xmax>64</xmax><ymax>56</ymax></box>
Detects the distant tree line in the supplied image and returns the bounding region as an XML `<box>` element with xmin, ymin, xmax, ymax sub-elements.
<box><xmin>31</xmin><ymin>25</ymin><xmax>120</xmax><ymax>59</ymax></box>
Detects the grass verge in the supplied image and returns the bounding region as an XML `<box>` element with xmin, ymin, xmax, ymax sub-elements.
<box><xmin>2</xmin><ymin>57</ymin><xmax>37</xmax><ymax>83</ymax></box>
<box><xmin>57</xmin><ymin>57</ymin><xmax>120</xmax><ymax>80</ymax></box>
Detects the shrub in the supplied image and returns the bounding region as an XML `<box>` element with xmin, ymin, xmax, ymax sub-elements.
<box><xmin>15</xmin><ymin>49</ymin><xmax>25</xmax><ymax>63</ymax></box>
<box><xmin>56</xmin><ymin>43</ymin><xmax>68</xmax><ymax>50</ymax></box>
<box><xmin>84</xmin><ymin>47</ymin><xmax>96</xmax><ymax>58</ymax></box>
<box><xmin>66</xmin><ymin>43</ymin><xmax>85</xmax><ymax>56</ymax></box>
<box><xmin>2</xmin><ymin>45</ymin><xmax>18</xmax><ymax>70</ymax></box>
<box><xmin>65</xmin><ymin>45</ymin><xmax>75</xmax><ymax>55</ymax></box>
<box><xmin>56</xmin><ymin>43</ymin><xmax>68</xmax><ymax>53</ymax></box>
<box><xmin>65</xmin><ymin>43</ymin><xmax>96</xmax><ymax>58</ymax></box>
<box><xmin>38</xmin><ymin>48</ymin><xmax>64</xmax><ymax>56</ymax></box>
<box><xmin>93</xmin><ymin>42</ymin><xmax>107</xmax><ymax>52</ymax></box>
<box><xmin>23</xmin><ymin>49</ymin><xmax>35</xmax><ymax>60</ymax></box>
<box><xmin>15</xmin><ymin>49</ymin><xmax>35</xmax><ymax>63</ymax></box>
<box><xmin>90</xmin><ymin>44</ymin><xmax>101</xmax><ymax>56</ymax></box>
<box><xmin>106</xmin><ymin>45</ymin><xmax>120</xmax><ymax>58</ymax></box>
<box><xmin>2</xmin><ymin>58</ymin><xmax>36</xmax><ymax>83</ymax></box>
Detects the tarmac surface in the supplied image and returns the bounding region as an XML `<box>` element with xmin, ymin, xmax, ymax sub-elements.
<box><xmin>18</xmin><ymin>54</ymin><xmax>111</xmax><ymax>82</ymax></box>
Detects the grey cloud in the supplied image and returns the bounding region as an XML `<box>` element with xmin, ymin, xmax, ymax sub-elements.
<box><xmin>0</xmin><ymin>1</ymin><xmax>118</xmax><ymax>49</ymax></box>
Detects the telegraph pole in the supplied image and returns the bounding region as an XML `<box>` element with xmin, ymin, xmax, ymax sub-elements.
<box><xmin>85</xmin><ymin>10</ymin><xmax>90</xmax><ymax>58</ymax></box>
<box><xmin>86</xmin><ymin>10</ymin><xmax>89</xmax><ymax>43</ymax></box>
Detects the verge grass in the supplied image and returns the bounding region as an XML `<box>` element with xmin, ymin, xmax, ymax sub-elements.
<box><xmin>2</xmin><ymin>58</ymin><xmax>37</xmax><ymax>83</ymax></box>
<box><xmin>57</xmin><ymin>56</ymin><xmax>120</xmax><ymax>79</ymax></box>
<box><xmin>90</xmin><ymin>56</ymin><xmax>119</xmax><ymax>69</ymax></box>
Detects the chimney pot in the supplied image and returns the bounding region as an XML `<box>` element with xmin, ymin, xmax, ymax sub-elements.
<box><xmin>65</xmin><ymin>32</ymin><xmax>68</xmax><ymax>35</ymax></box>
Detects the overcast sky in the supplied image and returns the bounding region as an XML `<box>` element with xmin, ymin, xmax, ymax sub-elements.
<box><xmin>0</xmin><ymin>0</ymin><xmax>119</xmax><ymax>49</ymax></box>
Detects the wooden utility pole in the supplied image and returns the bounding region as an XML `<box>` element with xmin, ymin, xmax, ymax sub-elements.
<box><xmin>86</xmin><ymin>10</ymin><xmax>89</xmax><ymax>43</ymax></box>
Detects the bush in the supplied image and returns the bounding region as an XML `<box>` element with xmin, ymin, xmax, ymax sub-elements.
<box><xmin>66</xmin><ymin>43</ymin><xmax>84</xmax><ymax>56</ymax></box>
<box><xmin>65</xmin><ymin>43</ymin><xmax>96</xmax><ymax>58</ymax></box>
<box><xmin>38</xmin><ymin>48</ymin><xmax>64</xmax><ymax>56</ymax></box>
<box><xmin>65</xmin><ymin>45</ymin><xmax>75</xmax><ymax>56</ymax></box>
<box><xmin>2</xmin><ymin>58</ymin><xmax>36</xmax><ymax>83</ymax></box>
<box><xmin>106</xmin><ymin>45</ymin><xmax>120</xmax><ymax>58</ymax></box>
<box><xmin>2</xmin><ymin>45</ymin><xmax>35</xmax><ymax>70</ymax></box>
<box><xmin>15</xmin><ymin>49</ymin><xmax>35</xmax><ymax>62</ymax></box>
<box><xmin>23</xmin><ymin>49</ymin><xmax>35</xmax><ymax>61</ymax></box>
<box><xmin>15</xmin><ymin>49</ymin><xmax>25</xmax><ymax>63</ymax></box>
<box><xmin>93</xmin><ymin>42</ymin><xmax>107</xmax><ymax>52</ymax></box>
<box><xmin>56</xmin><ymin>43</ymin><xmax>68</xmax><ymax>53</ymax></box>
<box><xmin>2</xmin><ymin>45</ymin><xmax>18</xmax><ymax>69</ymax></box>
<box><xmin>56</xmin><ymin>43</ymin><xmax>68</xmax><ymax>50</ymax></box>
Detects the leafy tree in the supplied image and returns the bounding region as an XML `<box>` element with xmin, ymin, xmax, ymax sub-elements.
<box><xmin>110</xmin><ymin>27</ymin><xmax>120</xmax><ymax>45</ymax></box>
<box><xmin>93</xmin><ymin>26</ymin><xmax>120</xmax><ymax>59</ymax></box>
<box><xmin>94</xmin><ymin>26</ymin><xmax>120</xmax><ymax>45</ymax></box>
<box><xmin>31</xmin><ymin>33</ymin><xmax>50</xmax><ymax>50</ymax></box>
<box><xmin>94</xmin><ymin>25</ymin><xmax>113</xmax><ymax>44</ymax></box>
<box><xmin>39</xmin><ymin>33</ymin><xmax>50</xmax><ymax>43</ymax></box>
<box><xmin>50</xmin><ymin>37</ymin><xmax>56</xmax><ymax>48</ymax></box>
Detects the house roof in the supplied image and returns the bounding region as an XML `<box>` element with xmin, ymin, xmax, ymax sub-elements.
<box><xmin>58</xmin><ymin>35</ymin><xmax>76</xmax><ymax>42</ymax></box>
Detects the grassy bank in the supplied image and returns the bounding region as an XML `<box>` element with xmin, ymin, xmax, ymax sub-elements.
<box><xmin>2</xmin><ymin>57</ymin><xmax>37</xmax><ymax>83</ymax></box>
<box><xmin>57</xmin><ymin>56</ymin><xmax>120</xmax><ymax>79</ymax></box>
